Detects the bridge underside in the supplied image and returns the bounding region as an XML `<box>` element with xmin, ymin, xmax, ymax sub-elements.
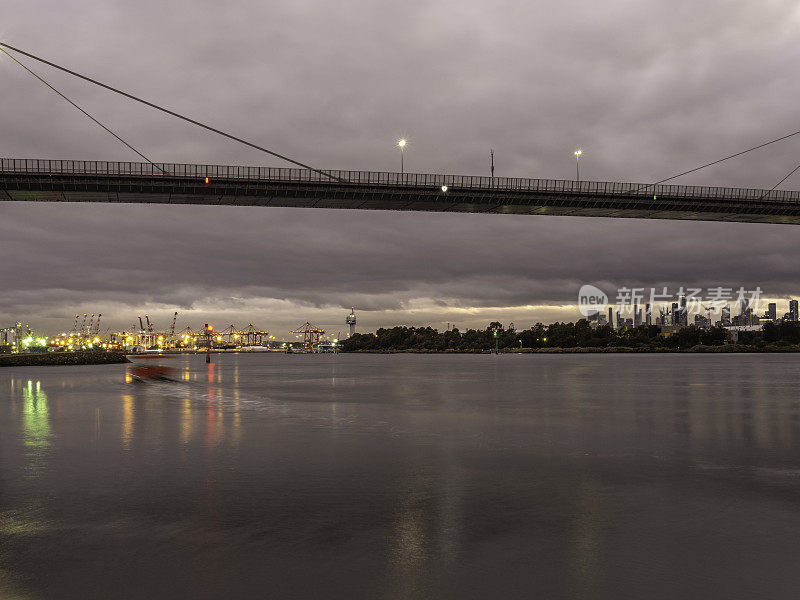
<box><xmin>3</xmin><ymin>171</ymin><xmax>800</xmax><ymax>225</ymax></box>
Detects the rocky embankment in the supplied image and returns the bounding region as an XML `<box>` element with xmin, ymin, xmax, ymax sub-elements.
<box><xmin>0</xmin><ymin>350</ymin><xmax>130</xmax><ymax>367</ymax></box>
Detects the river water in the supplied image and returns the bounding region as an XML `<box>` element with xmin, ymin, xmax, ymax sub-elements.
<box><xmin>2</xmin><ymin>353</ymin><xmax>800</xmax><ymax>599</ymax></box>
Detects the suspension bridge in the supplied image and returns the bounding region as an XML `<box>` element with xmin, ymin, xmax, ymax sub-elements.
<box><xmin>2</xmin><ymin>42</ymin><xmax>800</xmax><ymax>225</ymax></box>
<box><xmin>3</xmin><ymin>158</ymin><xmax>800</xmax><ymax>224</ymax></box>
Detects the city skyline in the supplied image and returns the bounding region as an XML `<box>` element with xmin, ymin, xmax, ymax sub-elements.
<box><xmin>9</xmin><ymin>292</ymin><xmax>800</xmax><ymax>340</ymax></box>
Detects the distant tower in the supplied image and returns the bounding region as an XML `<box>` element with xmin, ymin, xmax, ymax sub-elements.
<box><xmin>346</xmin><ymin>307</ymin><xmax>356</xmax><ymax>337</ymax></box>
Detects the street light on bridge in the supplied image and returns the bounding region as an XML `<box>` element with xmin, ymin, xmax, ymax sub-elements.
<box><xmin>574</xmin><ymin>149</ymin><xmax>582</xmax><ymax>182</ymax></box>
<box><xmin>398</xmin><ymin>138</ymin><xmax>407</xmax><ymax>174</ymax></box>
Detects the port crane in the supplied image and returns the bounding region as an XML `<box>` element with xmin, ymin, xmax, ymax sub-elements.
<box><xmin>170</xmin><ymin>312</ymin><xmax>178</xmax><ymax>345</ymax></box>
<box><xmin>290</xmin><ymin>322</ymin><xmax>325</xmax><ymax>352</ymax></box>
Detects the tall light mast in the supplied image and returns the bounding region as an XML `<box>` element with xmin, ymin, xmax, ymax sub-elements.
<box><xmin>346</xmin><ymin>307</ymin><xmax>356</xmax><ymax>337</ymax></box>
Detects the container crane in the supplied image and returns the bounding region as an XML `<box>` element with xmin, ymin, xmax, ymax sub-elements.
<box><xmin>290</xmin><ymin>322</ymin><xmax>325</xmax><ymax>352</ymax></box>
<box><xmin>170</xmin><ymin>312</ymin><xmax>178</xmax><ymax>346</ymax></box>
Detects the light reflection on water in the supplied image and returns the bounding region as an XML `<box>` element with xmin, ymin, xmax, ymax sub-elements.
<box><xmin>121</xmin><ymin>394</ymin><xmax>134</xmax><ymax>450</ymax></box>
<box><xmin>2</xmin><ymin>353</ymin><xmax>800</xmax><ymax>599</ymax></box>
<box><xmin>22</xmin><ymin>380</ymin><xmax>50</xmax><ymax>450</ymax></box>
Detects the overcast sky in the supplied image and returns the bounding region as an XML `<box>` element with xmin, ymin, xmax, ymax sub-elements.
<box><xmin>3</xmin><ymin>0</ymin><xmax>800</xmax><ymax>336</ymax></box>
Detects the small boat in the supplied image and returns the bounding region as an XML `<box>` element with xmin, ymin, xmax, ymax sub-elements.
<box><xmin>130</xmin><ymin>365</ymin><xmax>177</xmax><ymax>383</ymax></box>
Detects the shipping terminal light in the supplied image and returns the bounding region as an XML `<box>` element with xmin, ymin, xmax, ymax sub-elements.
<box><xmin>574</xmin><ymin>149</ymin><xmax>582</xmax><ymax>157</ymax></box>
<box><xmin>398</xmin><ymin>138</ymin><xmax>407</xmax><ymax>148</ymax></box>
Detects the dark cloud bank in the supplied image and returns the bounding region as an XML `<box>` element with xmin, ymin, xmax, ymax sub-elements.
<box><xmin>2</xmin><ymin>0</ymin><xmax>800</xmax><ymax>333</ymax></box>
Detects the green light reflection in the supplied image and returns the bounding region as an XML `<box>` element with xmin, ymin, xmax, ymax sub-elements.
<box><xmin>22</xmin><ymin>380</ymin><xmax>50</xmax><ymax>449</ymax></box>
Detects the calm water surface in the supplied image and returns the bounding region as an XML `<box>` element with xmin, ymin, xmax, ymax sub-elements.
<box><xmin>2</xmin><ymin>353</ymin><xmax>800</xmax><ymax>599</ymax></box>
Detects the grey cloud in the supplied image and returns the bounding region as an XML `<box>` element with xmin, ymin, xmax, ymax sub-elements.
<box><xmin>3</xmin><ymin>0</ymin><xmax>800</xmax><ymax>334</ymax></box>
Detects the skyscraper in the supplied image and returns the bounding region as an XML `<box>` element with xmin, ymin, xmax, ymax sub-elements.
<box><xmin>679</xmin><ymin>294</ymin><xmax>687</xmax><ymax>326</ymax></box>
<box><xmin>739</xmin><ymin>297</ymin><xmax>752</xmax><ymax>326</ymax></box>
<box><xmin>767</xmin><ymin>303</ymin><xmax>777</xmax><ymax>321</ymax></box>
<box><xmin>721</xmin><ymin>304</ymin><xmax>731</xmax><ymax>326</ymax></box>
<box><xmin>790</xmin><ymin>300</ymin><xmax>799</xmax><ymax>322</ymax></box>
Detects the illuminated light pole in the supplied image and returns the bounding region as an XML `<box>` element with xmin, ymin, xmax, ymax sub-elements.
<box><xmin>574</xmin><ymin>149</ymin><xmax>582</xmax><ymax>182</ymax></box>
<box><xmin>398</xmin><ymin>138</ymin><xmax>407</xmax><ymax>174</ymax></box>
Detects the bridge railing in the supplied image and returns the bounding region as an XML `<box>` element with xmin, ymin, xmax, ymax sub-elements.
<box><xmin>2</xmin><ymin>158</ymin><xmax>800</xmax><ymax>203</ymax></box>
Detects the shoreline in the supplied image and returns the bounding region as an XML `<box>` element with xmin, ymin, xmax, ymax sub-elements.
<box><xmin>344</xmin><ymin>345</ymin><xmax>800</xmax><ymax>354</ymax></box>
<box><xmin>0</xmin><ymin>350</ymin><xmax>130</xmax><ymax>367</ymax></box>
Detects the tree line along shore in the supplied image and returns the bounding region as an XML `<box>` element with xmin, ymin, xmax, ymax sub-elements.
<box><xmin>339</xmin><ymin>320</ymin><xmax>800</xmax><ymax>353</ymax></box>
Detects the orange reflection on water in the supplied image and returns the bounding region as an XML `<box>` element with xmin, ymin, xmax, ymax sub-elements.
<box><xmin>121</xmin><ymin>394</ymin><xmax>134</xmax><ymax>450</ymax></box>
<box><xmin>205</xmin><ymin>363</ymin><xmax>223</xmax><ymax>448</ymax></box>
<box><xmin>180</xmin><ymin>397</ymin><xmax>193</xmax><ymax>445</ymax></box>
<box><xmin>231</xmin><ymin>387</ymin><xmax>242</xmax><ymax>446</ymax></box>
<box><xmin>205</xmin><ymin>404</ymin><xmax>224</xmax><ymax>448</ymax></box>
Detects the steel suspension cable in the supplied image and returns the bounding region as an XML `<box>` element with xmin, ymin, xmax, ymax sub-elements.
<box><xmin>648</xmin><ymin>129</ymin><xmax>800</xmax><ymax>188</ymax></box>
<box><xmin>0</xmin><ymin>46</ymin><xmax>163</xmax><ymax>171</ymax></box>
<box><xmin>629</xmin><ymin>130</ymin><xmax>800</xmax><ymax>194</ymax></box>
<box><xmin>756</xmin><ymin>161</ymin><xmax>800</xmax><ymax>201</ymax></box>
<box><xmin>0</xmin><ymin>42</ymin><xmax>340</xmax><ymax>181</ymax></box>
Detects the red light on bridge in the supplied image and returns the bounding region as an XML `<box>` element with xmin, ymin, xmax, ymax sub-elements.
<box><xmin>204</xmin><ymin>177</ymin><xmax>210</xmax><ymax>184</ymax></box>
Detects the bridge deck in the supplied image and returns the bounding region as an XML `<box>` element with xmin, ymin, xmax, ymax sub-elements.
<box><xmin>3</xmin><ymin>158</ymin><xmax>800</xmax><ymax>224</ymax></box>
